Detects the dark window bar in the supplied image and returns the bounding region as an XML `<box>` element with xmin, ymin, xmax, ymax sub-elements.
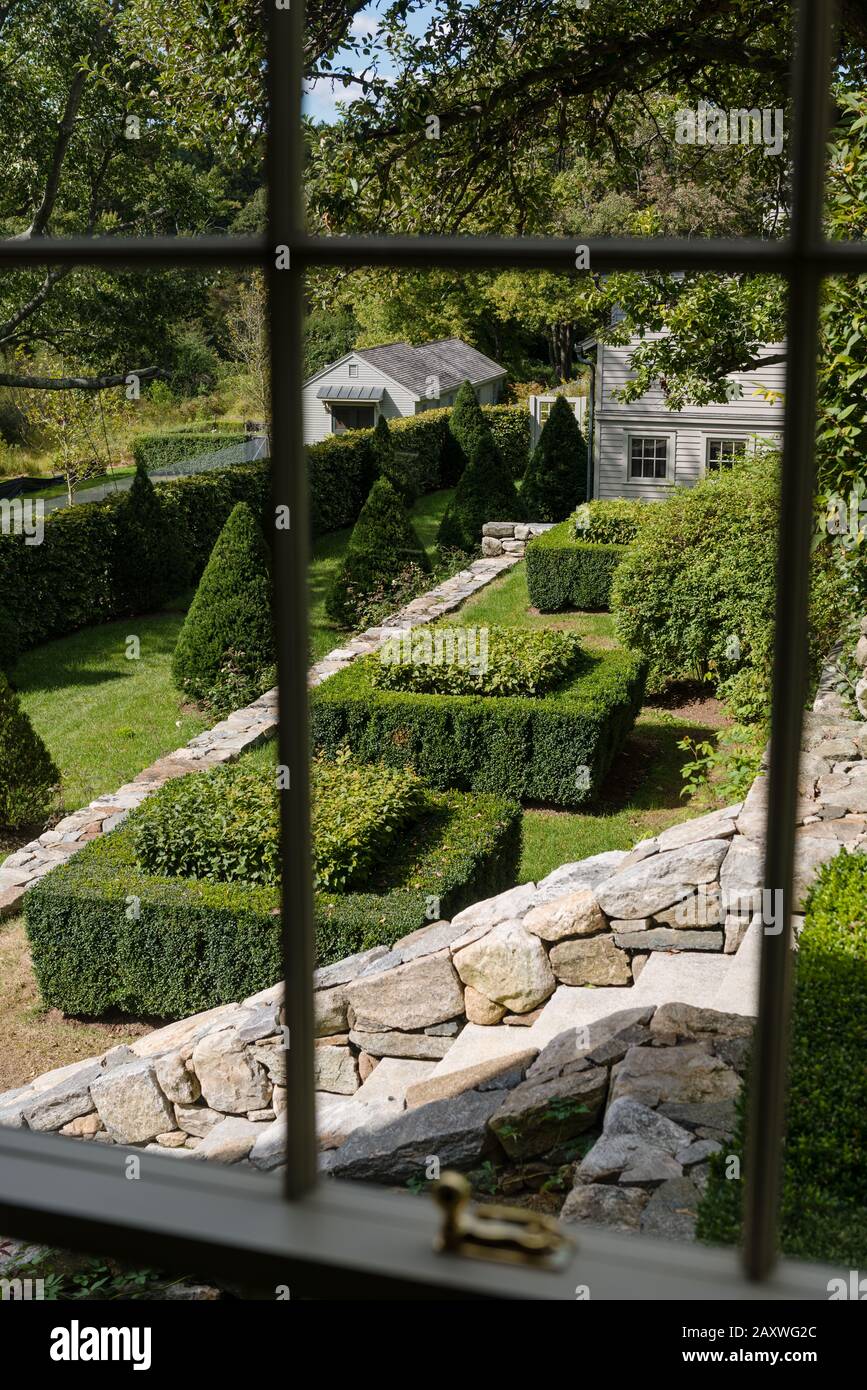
<box><xmin>0</xmin><ymin>0</ymin><xmax>860</xmax><ymax>1296</ymax></box>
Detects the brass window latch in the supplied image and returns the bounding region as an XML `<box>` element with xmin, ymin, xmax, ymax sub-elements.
<box><xmin>432</xmin><ymin>1172</ymin><xmax>575</xmax><ymax>1270</ymax></box>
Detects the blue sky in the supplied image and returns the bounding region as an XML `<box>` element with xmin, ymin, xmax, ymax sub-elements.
<box><xmin>304</xmin><ymin>1</ymin><xmax>442</xmax><ymax>123</ymax></box>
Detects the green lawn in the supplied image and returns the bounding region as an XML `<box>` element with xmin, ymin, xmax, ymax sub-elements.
<box><xmin>11</xmin><ymin>609</ymin><xmax>208</xmax><ymax>815</ymax></box>
<box><xmin>28</xmin><ymin>467</ymin><xmax>137</xmax><ymax>501</ymax></box>
<box><xmin>308</xmin><ymin>486</ymin><xmax>454</xmax><ymax>663</ymax></box>
<box><xmin>454</xmin><ymin>563</ymin><xmax>729</xmax><ymax>882</ymax></box>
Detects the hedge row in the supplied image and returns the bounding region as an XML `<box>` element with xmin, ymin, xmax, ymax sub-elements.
<box><xmin>310</xmin><ymin>646</ymin><xmax>647</xmax><ymax>807</ymax></box>
<box><xmin>0</xmin><ymin>460</ymin><xmax>270</xmax><ymax>662</ymax></box>
<box><xmin>696</xmin><ymin>849</ymin><xmax>867</xmax><ymax>1265</ymax></box>
<box><xmin>24</xmin><ymin>790</ymin><xmax>522</xmax><ymax>1016</ymax></box>
<box><xmin>132</xmin><ymin>429</ymin><xmax>247</xmax><ymax>472</ymax></box>
<box><xmin>526</xmin><ymin>520</ymin><xmax>630</xmax><ymax>611</ymax></box>
<box><xmin>307</xmin><ymin>404</ymin><xmax>529</xmax><ymax>537</ymax></box>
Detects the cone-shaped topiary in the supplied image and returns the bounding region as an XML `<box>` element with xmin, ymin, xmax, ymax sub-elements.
<box><xmin>325</xmin><ymin>476</ymin><xmax>430</xmax><ymax>627</ymax></box>
<box><xmin>113</xmin><ymin>463</ymin><xmax>189</xmax><ymax>614</ymax></box>
<box><xmin>520</xmin><ymin>394</ymin><xmax>587</xmax><ymax>522</ymax></box>
<box><xmin>0</xmin><ymin>673</ymin><xmax>59</xmax><ymax>828</ymax></box>
<box><xmin>372</xmin><ymin>414</ymin><xmax>414</xmax><ymax>505</ymax></box>
<box><xmin>172</xmin><ymin>501</ymin><xmax>275</xmax><ymax>701</ymax></box>
<box><xmin>437</xmin><ymin>431</ymin><xmax>521</xmax><ymax>553</ymax></box>
<box><xmin>440</xmin><ymin>379</ymin><xmax>489</xmax><ymax>486</ymax></box>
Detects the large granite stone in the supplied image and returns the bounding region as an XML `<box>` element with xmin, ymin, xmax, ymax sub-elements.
<box><xmin>595</xmin><ymin>839</ymin><xmax>730</xmax><ymax>919</ymax></box>
<box><xmin>560</xmin><ymin>1183</ymin><xmax>649</xmax><ymax>1231</ymax></box>
<box><xmin>609</xmin><ymin>1043</ymin><xmax>741</xmax><ymax>1109</ymax></box>
<box><xmin>453</xmin><ymin>919</ymin><xmax>556</xmax><ymax>1012</ymax></box>
<box><xmin>91</xmin><ymin>1061</ymin><xmax>175</xmax><ymax>1144</ymax></box>
<box><xmin>328</xmin><ymin>1090</ymin><xmax>503</xmax><ymax>1183</ymax></box>
<box><xmin>523</xmin><ymin>889</ymin><xmax>606</xmax><ymax>942</ymax></box>
<box><xmin>346</xmin><ymin>950</ymin><xmax>464</xmax><ymax>1032</ymax></box>
<box><xmin>348</xmin><ymin>1030</ymin><xmax>454</xmax><ymax>1060</ymax></box>
<box><xmin>314</xmin><ymin>1044</ymin><xmax>360</xmax><ymax>1095</ymax></box>
<box><xmin>488</xmin><ymin>1066</ymin><xmax>607</xmax><ymax>1159</ymax></box>
<box><xmin>531</xmin><ymin>851</ymin><xmax>627</xmax><ymax>905</ymax></box>
<box><xmin>548</xmin><ymin>934</ymin><xmax>631</xmax><ymax>986</ymax></box>
<box><xmin>191</xmin><ymin>1028</ymin><xmax>271</xmax><ymax>1114</ymax></box>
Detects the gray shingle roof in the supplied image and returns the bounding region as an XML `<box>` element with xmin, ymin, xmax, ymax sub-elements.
<box><xmin>354</xmin><ymin>338</ymin><xmax>505</xmax><ymax>396</ymax></box>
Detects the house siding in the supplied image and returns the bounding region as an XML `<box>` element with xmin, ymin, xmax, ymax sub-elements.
<box><xmin>302</xmin><ymin>353</ymin><xmax>419</xmax><ymax>444</ymax></box>
<box><xmin>594</xmin><ymin>339</ymin><xmax>785</xmax><ymax>501</ymax></box>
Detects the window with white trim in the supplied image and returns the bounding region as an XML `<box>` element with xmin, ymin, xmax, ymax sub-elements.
<box><xmin>629</xmin><ymin>435</ymin><xmax>669</xmax><ymax>480</ymax></box>
<box><xmin>707</xmin><ymin>436</ymin><xmax>748</xmax><ymax>470</ymax></box>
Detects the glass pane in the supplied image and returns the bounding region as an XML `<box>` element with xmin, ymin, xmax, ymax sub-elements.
<box><xmin>0</xmin><ymin>6</ymin><xmax>265</xmax><ymax>240</ymax></box>
<box><xmin>0</xmin><ymin>266</ymin><xmax>280</xmax><ymax>1204</ymax></box>
<box><xmin>304</xmin><ymin>1</ymin><xmax>795</xmax><ymax>240</ymax></box>
<box><xmin>300</xmin><ymin>268</ymin><xmax>797</xmax><ymax>1257</ymax></box>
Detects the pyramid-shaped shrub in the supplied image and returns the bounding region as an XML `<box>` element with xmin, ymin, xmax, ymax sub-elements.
<box><xmin>373</xmin><ymin>415</ymin><xmax>414</xmax><ymax>505</ymax></box>
<box><xmin>325</xmin><ymin>477</ymin><xmax>430</xmax><ymax>627</ymax></box>
<box><xmin>440</xmin><ymin>379</ymin><xmax>489</xmax><ymax>486</ymax></box>
<box><xmin>113</xmin><ymin>463</ymin><xmax>188</xmax><ymax>614</ymax></box>
<box><xmin>437</xmin><ymin>431</ymin><xmax>521</xmax><ymax>553</ymax></box>
<box><xmin>172</xmin><ymin>501</ymin><xmax>275</xmax><ymax>701</ymax></box>
<box><xmin>520</xmin><ymin>394</ymin><xmax>587</xmax><ymax>522</ymax></box>
<box><xmin>0</xmin><ymin>674</ymin><xmax>59</xmax><ymax>828</ymax></box>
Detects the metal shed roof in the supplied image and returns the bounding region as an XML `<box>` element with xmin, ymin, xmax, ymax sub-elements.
<box><xmin>316</xmin><ymin>385</ymin><xmax>384</xmax><ymax>401</ymax></box>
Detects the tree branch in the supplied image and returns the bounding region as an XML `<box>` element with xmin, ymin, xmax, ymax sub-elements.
<box><xmin>0</xmin><ymin>367</ymin><xmax>164</xmax><ymax>391</ymax></box>
<box><xmin>14</xmin><ymin>68</ymin><xmax>89</xmax><ymax>238</ymax></box>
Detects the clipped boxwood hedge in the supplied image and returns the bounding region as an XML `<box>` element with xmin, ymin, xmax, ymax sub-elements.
<box><xmin>311</xmin><ymin>645</ymin><xmax>646</xmax><ymax>807</ymax></box>
<box><xmin>696</xmin><ymin>849</ymin><xmax>867</xmax><ymax>1265</ymax></box>
<box><xmin>24</xmin><ymin>789</ymin><xmax>521</xmax><ymax>1016</ymax></box>
<box><xmin>132</xmin><ymin>430</ymin><xmax>247</xmax><ymax>471</ymax></box>
<box><xmin>526</xmin><ymin>521</ymin><xmax>629</xmax><ymax>612</ymax></box>
<box><xmin>307</xmin><ymin>404</ymin><xmax>528</xmax><ymax>537</ymax></box>
<box><xmin>0</xmin><ymin>460</ymin><xmax>270</xmax><ymax>661</ymax></box>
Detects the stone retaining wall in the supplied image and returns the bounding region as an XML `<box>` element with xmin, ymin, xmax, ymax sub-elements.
<box><xmin>480</xmin><ymin>521</ymin><xmax>554</xmax><ymax>558</ymax></box>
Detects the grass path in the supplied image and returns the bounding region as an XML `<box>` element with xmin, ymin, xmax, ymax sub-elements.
<box><xmin>455</xmin><ymin>564</ymin><xmax>730</xmax><ymax>882</ymax></box>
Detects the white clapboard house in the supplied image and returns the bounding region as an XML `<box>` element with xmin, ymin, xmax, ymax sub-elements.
<box><xmin>583</xmin><ymin>320</ymin><xmax>785</xmax><ymax>500</ymax></box>
<box><xmin>302</xmin><ymin>339</ymin><xmax>507</xmax><ymax>445</ymax></box>
<box><xmin>530</xmin><ymin>321</ymin><xmax>785</xmax><ymax>500</ymax></box>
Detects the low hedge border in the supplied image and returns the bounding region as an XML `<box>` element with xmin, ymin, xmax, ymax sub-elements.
<box><xmin>24</xmin><ymin>789</ymin><xmax>521</xmax><ymax>1016</ymax></box>
<box><xmin>526</xmin><ymin>520</ymin><xmax>630</xmax><ymax>612</ymax></box>
<box><xmin>696</xmin><ymin>848</ymin><xmax>867</xmax><ymax>1265</ymax></box>
<box><xmin>132</xmin><ymin>430</ymin><xmax>247</xmax><ymax>472</ymax></box>
<box><xmin>311</xmin><ymin>645</ymin><xmax>647</xmax><ymax>807</ymax></box>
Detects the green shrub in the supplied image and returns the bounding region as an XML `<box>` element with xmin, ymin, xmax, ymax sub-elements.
<box><xmin>311</xmin><ymin>645</ymin><xmax>646</xmax><ymax>807</ymax></box>
<box><xmin>132</xmin><ymin>429</ymin><xmax>247</xmax><ymax>472</ymax></box>
<box><xmin>442</xmin><ymin>381</ymin><xmax>488</xmax><ymax>486</ymax></box>
<box><xmin>112</xmin><ymin>464</ymin><xmax>189</xmax><ymax>615</ymax></box>
<box><xmin>611</xmin><ymin>453</ymin><xmax>850</xmax><ymax>720</ymax></box>
<box><xmin>437</xmin><ymin>432</ymin><xmax>521</xmax><ymax>553</ymax></box>
<box><xmin>0</xmin><ymin>673</ymin><xmax>59</xmax><ymax>828</ymax></box>
<box><xmin>325</xmin><ymin>477</ymin><xmax>430</xmax><ymax>627</ymax></box>
<box><xmin>526</xmin><ymin>521</ymin><xmax>629</xmax><ymax>612</ymax></box>
<box><xmin>521</xmin><ymin>395</ymin><xmax>588</xmax><ymax>522</ymax></box>
<box><xmin>572</xmin><ymin>498</ymin><xmax>646</xmax><ymax>546</ymax></box>
<box><xmin>132</xmin><ymin>751</ymin><xmax>425</xmax><ymax>894</ymax></box>
<box><xmin>372</xmin><ymin>415</ymin><xmax>415</xmax><ymax>505</ymax></box>
<box><xmin>0</xmin><ymin>606</ymin><xmax>20</xmax><ymax>672</ymax></box>
<box><xmin>0</xmin><ymin>460</ymin><xmax>270</xmax><ymax>660</ymax></box>
<box><xmin>25</xmin><ymin>790</ymin><xmax>521</xmax><ymax>1013</ymax></box>
<box><xmin>373</xmin><ymin>624</ymin><xmax>584</xmax><ymax>697</ymax></box>
<box><xmin>172</xmin><ymin>501</ymin><xmax>275</xmax><ymax>701</ymax></box>
<box><xmin>485</xmin><ymin>404</ymin><xmax>531</xmax><ymax>479</ymax></box>
<box><xmin>697</xmin><ymin>849</ymin><xmax>867</xmax><ymax>1266</ymax></box>
<box><xmin>308</xmin><ymin>411</ymin><xmax>446</xmax><ymax>537</ymax></box>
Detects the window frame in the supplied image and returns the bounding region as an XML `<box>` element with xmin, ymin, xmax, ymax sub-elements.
<box><xmin>0</xmin><ymin>0</ymin><xmax>854</xmax><ymax>1297</ymax></box>
<box><xmin>626</xmin><ymin>430</ymin><xmax>674</xmax><ymax>483</ymax></box>
<box><xmin>703</xmin><ymin>433</ymin><xmax>753</xmax><ymax>471</ymax></box>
